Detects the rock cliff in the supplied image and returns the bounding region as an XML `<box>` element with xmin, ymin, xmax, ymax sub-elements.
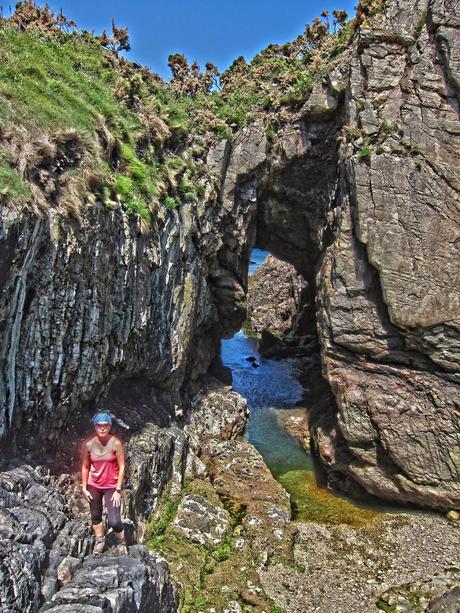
<box><xmin>0</xmin><ymin>5</ymin><xmax>459</xmax><ymax>610</ymax></box>
<box><xmin>214</xmin><ymin>0</ymin><xmax>460</xmax><ymax>509</ymax></box>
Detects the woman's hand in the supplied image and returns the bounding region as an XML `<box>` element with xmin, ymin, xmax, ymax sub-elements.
<box><xmin>82</xmin><ymin>487</ymin><xmax>93</xmax><ymax>502</ymax></box>
<box><xmin>111</xmin><ymin>490</ymin><xmax>121</xmax><ymax>508</ymax></box>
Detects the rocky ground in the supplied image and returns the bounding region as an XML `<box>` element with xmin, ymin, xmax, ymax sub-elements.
<box><xmin>148</xmin><ymin>382</ymin><xmax>460</xmax><ymax>613</ymax></box>
<box><xmin>261</xmin><ymin>511</ymin><xmax>460</xmax><ymax>613</ymax></box>
<box><xmin>1</xmin><ymin>377</ymin><xmax>459</xmax><ymax>612</ymax></box>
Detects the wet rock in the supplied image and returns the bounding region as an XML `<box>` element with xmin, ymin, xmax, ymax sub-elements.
<box><xmin>0</xmin><ymin>539</ymin><xmax>43</xmax><ymax>612</ymax></box>
<box><xmin>258</xmin><ymin>330</ymin><xmax>279</xmax><ymax>355</ymax></box>
<box><xmin>172</xmin><ymin>494</ymin><xmax>231</xmax><ymax>546</ymax></box>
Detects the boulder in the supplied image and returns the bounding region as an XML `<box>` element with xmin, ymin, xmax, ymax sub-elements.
<box><xmin>186</xmin><ymin>379</ymin><xmax>248</xmax><ymax>442</ymax></box>
<box><xmin>247</xmin><ymin>254</ymin><xmax>305</xmax><ymax>336</ymax></box>
<box><xmin>40</xmin><ymin>546</ymin><xmax>178</xmax><ymax>613</ymax></box>
<box><xmin>172</xmin><ymin>495</ymin><xmax>231</xmax><ymax>547</ymax></box>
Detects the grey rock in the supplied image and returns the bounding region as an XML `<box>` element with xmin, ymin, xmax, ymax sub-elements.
<box><xmin>172</xmin><ymin>495</ymin><xmax>231</xmax><ymax>547</ymax></box>
<box><xmin>40</xmin><ymin>546</ymin><xmax>178</xmax><ymax>613</ymax></box>
<box><xmin>186</xmin><ymin>378</ymin><xmax>248</xmax><ymax>442</ymax></box>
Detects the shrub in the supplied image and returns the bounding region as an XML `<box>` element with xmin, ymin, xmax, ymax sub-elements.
<box><xmin>358</xmin><ymin>145</ymin><xmax>372</xmax><ymax>161</ymax></box>
<box><xmin>164</xmin><ymin>195</ymin><xmax>179</xmax><ymax>209</ymax></box>
<box><xmin>380</xmin><ymin>122</ymin><xmax>395</xmax><ymax>134</ymax></box>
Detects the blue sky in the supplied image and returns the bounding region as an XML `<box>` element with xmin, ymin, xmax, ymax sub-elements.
<box><xmin>41</xmin><ymin>0</ymin><xmax>357</xmax><ymax>79</ymax></box>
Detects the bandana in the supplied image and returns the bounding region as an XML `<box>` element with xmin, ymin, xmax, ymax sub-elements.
<box><xmin>92</xmin><ymin>412</ymin><xmax>112</xmax><ymax>426</ymax></box>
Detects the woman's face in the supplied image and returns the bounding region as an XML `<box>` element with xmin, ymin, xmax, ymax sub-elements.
<box><xmin>94</xmin><ymin>422</ymin><xmax>111</xmax><ymax>436</ymax></box>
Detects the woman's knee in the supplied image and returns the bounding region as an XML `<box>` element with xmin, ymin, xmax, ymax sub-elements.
<box><xmin>110</xmin><ymin>521</ymin><xmax>124</xmax><ymax>533</ymax></box>
<box><xmin>90</xmin><ymin>502</ymin><xmax>103</xmax><ymax>525</ymax></box>
<box><xmin>91</xmin><ymin>514</ymin><xmax>103</xmax><ymax>525</ymax></box>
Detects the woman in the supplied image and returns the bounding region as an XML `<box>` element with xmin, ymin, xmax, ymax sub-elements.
<box><xmin>81</xmin><ymin>412</ymin><xmax>128</xmax><ymax>555</ymax></box>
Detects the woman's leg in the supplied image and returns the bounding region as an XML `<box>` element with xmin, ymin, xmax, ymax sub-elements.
<box><xmin>103</xmin><ymin>489</ymin><xmax>125</xmax><ymax>542</ymax></box>
<box><xmin>87</xmin><ymin>486</ymin><xmax>105</xmax><ymax>553</ymax></box>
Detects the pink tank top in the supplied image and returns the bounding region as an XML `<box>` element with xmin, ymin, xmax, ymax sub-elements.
<box><xmin>87</xmin><ymin>436</ymin><xmax>119</xmax><ymax>489</ymax></box>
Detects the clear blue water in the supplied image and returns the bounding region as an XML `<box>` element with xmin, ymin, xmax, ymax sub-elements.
<box><xmin>221</xmin><ymin>329</ymin><xmax>314</xmax><ymax>477</ymax></box>
<box><xmin>221</xmin><ymin>250</ymin><xmax>411</xmax><ymax>521</ymax></box>
<box><xmin>222</xmin><ymin>248</ymin><xmax>314</xmax><ymax>477</ymax></box>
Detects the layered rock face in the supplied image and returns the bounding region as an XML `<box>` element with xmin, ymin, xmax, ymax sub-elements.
<box><xmin>210</xmin><ymin>0</ymin><xmax>460</xmax><ymax>508</ymax></box>
<box><xmin>314</xmin><ymin>0</ymin><xmax>460</xmax><ymax>508</ymax></box>
<box><xmin>0</xmin><ymin>176</ymin><xmax>254</xmax><ymax>450</ymax></box>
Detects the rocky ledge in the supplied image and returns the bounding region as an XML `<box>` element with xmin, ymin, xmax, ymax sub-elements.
<box><xmin>41</xmin><ymin>547</ymin><xmax>177</xmax><ymax>613</ymax></box>
<box><xmin>0</xmin><ymin>420</ymin><xmax>184</xmax><ymax>612</ymax></box>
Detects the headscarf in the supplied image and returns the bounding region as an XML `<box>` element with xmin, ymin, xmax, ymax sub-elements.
<box><xmin>92</xmin><ymin>412</ymin><xmax>112</xmax><ymax>426</ymax></box>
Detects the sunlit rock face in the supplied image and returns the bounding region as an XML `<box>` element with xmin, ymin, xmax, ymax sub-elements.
<box><xmin>247</xmin><ymin>254</ymin><xmax>306</xmax><ymax>337</ymax></box>
<box><xmin>314</xmin><ymin>0</ymin><xmax>460</xmax><ymax>509</ymax></box>
<box><xmin>217</xmin><ymin>0</ymin><xmax>460</xmax><ymax>509</ymax></box>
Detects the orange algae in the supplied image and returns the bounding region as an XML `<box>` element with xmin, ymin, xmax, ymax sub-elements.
<box><xmin>278</xmin><ymin>469</ymin><xmax>380</xmax><ymax>527</ymax></box>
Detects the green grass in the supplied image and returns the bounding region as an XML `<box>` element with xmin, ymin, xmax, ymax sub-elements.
<box><xmin>358</xmin><ymin>145</ymin><xmax>372</xmax><ymax>162</ymax></box>
<box><xmin>0</xmin><ymin>24</ymin><xmax>166</xmax><ymax>222</ymax></box>
<box><xmin>164</xmin><ymin>195</ymin><xmax>180</xmax><ymax>209</ymax></box>
<box><xmin>210</xmin><ymin>534</ymin><xmax>234</xmax><ymax>563</ymax></box>
<box><xmin>380</xmin><ymin>122</ymin><xmax>395</xmax><ymax>134</ymax></box>
<box><xmin>0</xmin><ymin>158</ymin><xmax>31</xmax><ymax>203</ymax></box>
<box><xmin>0</xmin><ymin>24</ymin><xmax>209</xmax><ymax>223</ymax></box>
<box><xmin>0</xmin><ymin>26</ymin><xmax>136</xmax><ymax>136</ymax></box>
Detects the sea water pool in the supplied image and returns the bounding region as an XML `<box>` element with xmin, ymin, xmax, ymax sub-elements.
<box><xmin>221</xmin><ymin>249</ymin><xmax>380</xmax><ymax>526</ymax></box>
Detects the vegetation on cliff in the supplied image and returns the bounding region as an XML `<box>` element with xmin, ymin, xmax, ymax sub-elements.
<box><xmin>0</xmin><ymin>0</ymin><xmax>385</xmax><ymax>228</ymax></box>
<box><xmin>146</xmin><ymin>480</ymin><xmax>286</xmax><ymax>613</ymax></box>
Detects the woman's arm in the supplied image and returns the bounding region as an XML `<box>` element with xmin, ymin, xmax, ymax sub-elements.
<box><xmin>112</xmin><ymin>439</ymin><xmax>125</xmax><ymax>508</ymax></box>
<box><xmin>81</xmin><ymin>442</ymin><xmax>93</xmax><ymax>501</ymax></box>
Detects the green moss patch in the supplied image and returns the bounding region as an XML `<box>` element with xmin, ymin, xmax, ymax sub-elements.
<box><xmin>278</xmin><ymin>469</ymin><xmax>379</xmax><ymax>527</ymax></box>
<box><xmin>146</xmin><ymin>481</ymin><xmax>273</xmax><ymax>612</ymax></box>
